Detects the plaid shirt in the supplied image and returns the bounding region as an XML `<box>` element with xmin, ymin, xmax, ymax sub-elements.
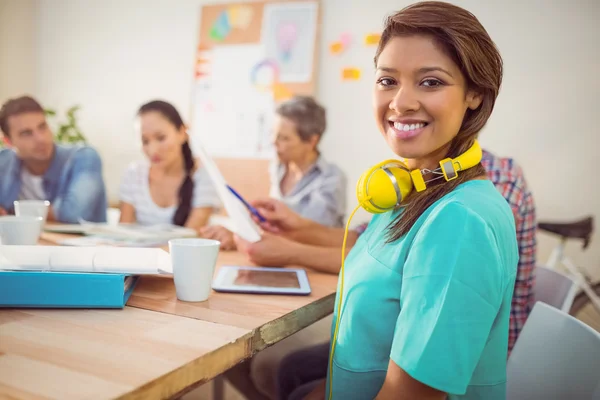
<box><xmin>354</xmin><ymin>150</ymin><xmax>536</xmax><ymax>353</ymax></box>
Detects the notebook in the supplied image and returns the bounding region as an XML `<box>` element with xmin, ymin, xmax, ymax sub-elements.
<box><xmin>0</xmin><ymin>270</ymin><xmax>139</xmax><ymax>308</ymax></box>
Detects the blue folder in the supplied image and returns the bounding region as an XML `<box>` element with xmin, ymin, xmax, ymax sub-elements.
<box><xmin>0</xmin><ymin>270</ymin><xmax>139</xmax><ymax>309</ymax></box>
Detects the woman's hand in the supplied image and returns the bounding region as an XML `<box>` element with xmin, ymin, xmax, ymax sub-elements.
<box><xmin>251</xmin><ymin>198</ymin><xmax>311</xmax><ymax>234</ymax></box>
<box><xmin>233</xmin><ymin>232</ymin><xmax>302</xmax><ymax>267</ymax></box>
<box><xmin>199</xmin><ymin>225</ymin><xmax>236</xmax><ymax>251</ymax></box>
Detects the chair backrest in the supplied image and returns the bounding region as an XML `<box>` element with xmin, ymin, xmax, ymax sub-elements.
<box><xmin>534</xmin><ymin>265</ymin><xmax>577</xmax><ymax>312</ymax></box>
<box><xmin>507</xmin><ymin>302</ymin><xmax>600</xmax><ymax>400</ymax></box>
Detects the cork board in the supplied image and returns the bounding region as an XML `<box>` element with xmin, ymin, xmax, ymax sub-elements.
<box><xmin>190</xmin><ymin>0</ymin><xmax>321</xmax><ymax>201</ymax></box>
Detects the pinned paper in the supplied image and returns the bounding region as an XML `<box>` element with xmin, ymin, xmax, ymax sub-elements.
<box><xmin>364</xmin><ymin>33</ymin><xmax>381</xmax><ymax>45</ymax></box>
<box><xmin>228</xmin><ymin>5</ymin><xmax>254</xmax><ymax>30</ymax></box>
<box><xmin>209</xmin><ymin>11</ymin><xmax>231</xmax><ymax>41</ymax></box>
<box><xmin>342</xmin><ymin>67</ymin><xmax>361</xmax><ymax>81</ymax></box>
<box><xmin>329</xmin><ymin>41</ymin><xmax>344</xmax><ymax>54</ymax></box>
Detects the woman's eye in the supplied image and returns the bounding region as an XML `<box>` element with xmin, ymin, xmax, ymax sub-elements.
<box><xmin>421</xmin><ymin>78</ymin><xmax>444</xmax><ymax>88</ymax></box>
<box><xmin>377</xmin><ymin>77</ymin><xmax>396</xmax><ymax>87</ymax></box>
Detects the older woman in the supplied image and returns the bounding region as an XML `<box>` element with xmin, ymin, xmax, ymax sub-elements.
<box><xmin>201</xmin><ymin>95</ymin><xmax>346</xmax><ymax>249</ymax></box>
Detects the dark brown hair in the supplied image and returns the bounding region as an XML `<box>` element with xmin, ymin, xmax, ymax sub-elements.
<box><xmin>374</xmin><ymin>1</ymin><xmax>503</xmax><ymax>241</ymax></box>
<box><xmin>276</xmin><ymin>95</ymin><xmax>327</xmax><ymax>143</ymax></box>
<box><xmin>138</xmin><ymin>100</ymin><xmax>194</xmax><ymax>227</ymax></box>
<box><xmin>0</xmin><ymin>96</ymin><xmax>44</xmax><ymax>137</ymax></box>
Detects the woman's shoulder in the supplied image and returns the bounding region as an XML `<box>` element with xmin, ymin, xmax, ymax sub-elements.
<box><xmin>429</xmin><ymin>180</ymin><xmax>513</xmax><ymax>224</ymax></box>
<box><xmin>190</xmin><ymin>159</ymin><xmax>217</xmax><ymax>189</ymax></box>
<box><xmin>420</xmin><ymin>181</ymin><xmax>518</xmax><ymax>266</ymax></box>
<box><xmin>191</xmin><ymin>158</ymin><xmax>208</xmax><ymax>179</ymax></box>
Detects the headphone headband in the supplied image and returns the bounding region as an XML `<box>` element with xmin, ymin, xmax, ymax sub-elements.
<box><xmin>356</xmin><ymin>140</ymin><xmax>482</xmax><ymax>213</ymax></box>
<box><xmin>413</xmin><ymin>139</ymin><xmax>482</xmax><ymax>192</ymax></box>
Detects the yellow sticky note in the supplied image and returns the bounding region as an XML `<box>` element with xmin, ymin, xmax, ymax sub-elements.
<box><xmin>273</xmin><ymin>83</ymin><xmax>293</xmax><ymax>101</ymax></box>
<box><xmin>342</xmin><ymin>68</ymin><xmax>361</xmax><ymax>81</ymax></box>
<box><xmin>364</xmin><ymin>33</ymin><xmax>381</xmax><ymax>45</ymax></box>
<box><xmin>228</xmin><ymin>6</ymin><xmax>240</xmax><ymax>27</ymax></box>
<box><xmin>330</xmin><ymin>41</ymin><xmax>344</xmax><ymax>54</ymax></box>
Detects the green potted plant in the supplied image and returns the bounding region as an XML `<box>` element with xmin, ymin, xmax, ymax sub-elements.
<box><xmin>45</xmin><ymin>105</ymin><xmax>87</xmax><ymax>145</ymax></box>
<box><xmin>0</xmin><ymin>105</ymin><xmax>87</xmax><ymax>148</ymax></box>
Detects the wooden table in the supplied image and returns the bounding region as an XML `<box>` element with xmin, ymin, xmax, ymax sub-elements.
<box><xmin>0</xmin><ymin>233</ymin><xmax>338</xmax><ymax>399</ymax></box>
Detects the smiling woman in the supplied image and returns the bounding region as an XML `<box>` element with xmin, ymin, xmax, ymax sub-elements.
<box><xmin>117</xmin><ymin>100</ymin><xmax>221</xmax><ymax>231</ymax></box>
<box><xmin>277</xmin><ymin>2</ymin><xmax>517</xmax><ymax>400</ymax></box>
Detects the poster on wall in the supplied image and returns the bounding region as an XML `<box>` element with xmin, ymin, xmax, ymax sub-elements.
<box><xmin>190</xmin><ymin>1</ymin><xmax>320</xmax><ymax>159</ymax></box>
<box><xmin>261</xmin><ymin>2</ymin><xmax>318</xmax><ymax>83</ymax></box>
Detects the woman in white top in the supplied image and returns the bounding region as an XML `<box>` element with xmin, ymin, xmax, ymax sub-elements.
<box><xmin>119</xmin><ymin>100</ymin><xmax>220</xmax><ymax>230</ymax></box>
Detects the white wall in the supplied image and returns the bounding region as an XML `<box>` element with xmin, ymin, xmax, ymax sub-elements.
<box><xmin>0</xmin><ymin>0</ymin><xmax>37</xmax><ymax>100</ymax></box>
<box><xmin>5</xmin><ymin>0</ymin><xmax>600</xmax><ymax>275</ymax></box>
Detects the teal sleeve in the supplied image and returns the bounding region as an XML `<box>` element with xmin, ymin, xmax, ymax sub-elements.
<box><xmin>390</xmin><ymin>202</ymin><xmax>505</xmax><ymax>395</ymax></box>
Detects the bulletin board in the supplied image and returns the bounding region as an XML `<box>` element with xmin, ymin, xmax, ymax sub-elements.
<box><xmin>190</xmin><ymin>0</ymin><xmax>320</xmax><ymax>159</ymax></box>
<box><xmin>189</xmin><ymin>0</ymin><xmax>320</xmax><ymax>199</ymax></box>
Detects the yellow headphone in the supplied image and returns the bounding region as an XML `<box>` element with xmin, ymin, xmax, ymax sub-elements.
<box><xmin>327</xmin><ymin>140</ymin><xmax>482</xmax><ymax>400</ymax></box>
<box><xmin>355</xmin><ymin>139</ymin><xmax>483</xmax><ymax>213</ymax></box>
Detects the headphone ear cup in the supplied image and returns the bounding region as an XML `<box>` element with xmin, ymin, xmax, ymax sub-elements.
<box><xmin>387</xmin><ymin>166</ymin><xmax>413</xmax><ymax>202</ymax></box>
<box><xmin>356</xmin><ymin>169</ymin><xmax>380</xmax><ymax>213</ymax></box>
<box><xmin>356</xmin><ymin>161</ymin><xmax>413</xmax><ymax>214</ymax></box>
<box><xmin>364</xmin><ymin>168</ymin><xmax>401</xmax><ymax>212</ymax></box>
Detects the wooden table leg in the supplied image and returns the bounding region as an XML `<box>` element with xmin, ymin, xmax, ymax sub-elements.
<box><xmin>213</xmin><ymin>376</ymin><xmax>224</xmax><ymax>400</ymax></box>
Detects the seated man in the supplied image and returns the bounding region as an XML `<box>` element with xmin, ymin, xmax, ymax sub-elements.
<box><xmin>0</xmin><ymin>96</ymin><xmax>107</xmax><ymax>223</ymax></box>
<box><xmin>229</xmin><ymin>149</ymin><xmax>537</xmax><ymax>400</ymax></box>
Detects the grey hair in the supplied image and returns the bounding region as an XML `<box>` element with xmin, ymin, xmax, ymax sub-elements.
<box><xmin>275</xmin><ymin>95</ymin><xmax>326</xmax><ymax>142</ymax></box>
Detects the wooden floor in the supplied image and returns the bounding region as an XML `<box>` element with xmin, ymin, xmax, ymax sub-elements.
<box><xmin>182</xmin><ymin>381</ymin><xmax>244</xmax><ymax>400</ymax></box>
<box><xmin>575</xmin><ymin>303</ymin><xmax>600</xmax><ymax>333</ymax></box>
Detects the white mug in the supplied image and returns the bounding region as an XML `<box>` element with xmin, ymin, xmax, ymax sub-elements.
<box><xmin>0</xmin><ymin>216</ymin><xmax>44</xmax><ymax>245</ymax></box>
<box><xmin>169</xmin><ymin>238</ymin><xmax>220</xmax><ymax>302</ymax></box>
<box><xmin>14</xmin><ymin>200</ymin><xmax>50</xmax><ymax>223</ymax></box>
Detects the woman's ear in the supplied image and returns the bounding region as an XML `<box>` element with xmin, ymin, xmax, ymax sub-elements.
<box><xmin>466</xmin><ymin>91</ymin><xmax>483</xmax><ymax>110</ymax></box>
<box><xmin>179</xmin><ymin>125</ymin><xmax>190</xmax><ymax>143</ymax></box>
<box><xmin>308</xmin><ymin>134</ymin><xmax>320</xmax><ymax>150</ymax></box>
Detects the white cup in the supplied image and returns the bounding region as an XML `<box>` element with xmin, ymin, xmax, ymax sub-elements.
<box><xmin>14</xmin><ymin>200</ymin><xmax>50</xmax><ymax>223</ymax></box>
<box><xmin>0</xmin><ymin>216</ymin><xmax>44</xmax><ymax>245</ymax></box>
<box><xmin>169</xmin><ymin>238</ymin><xmax>220</xmax><ymax>302</ymax></box>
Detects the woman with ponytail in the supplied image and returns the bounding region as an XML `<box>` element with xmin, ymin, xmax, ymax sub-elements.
<box><xmin>259</xmin><ymin>2</ymin><xmax>518</xmax><ymax>400</ymax></box>
<box><xmin>118</xmin><ymin>100</ymin><xmax>220</xmax><ymax>230</ymax></box>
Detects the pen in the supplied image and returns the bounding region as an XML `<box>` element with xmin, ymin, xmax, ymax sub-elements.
<box><xmin>226</xmin><ymin>185</ymin><xmax>267</xmax><ymax>223</ymax></box>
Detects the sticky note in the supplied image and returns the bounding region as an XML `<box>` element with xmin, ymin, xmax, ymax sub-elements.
<box><xmin>228</xmin><ymin>6</ymin><xmax>241</xmax><ymax>27</ymax></box>
<box><xmin>339</xmin><ymin>32</ymin><xmax>352</xmax><ymax>46</ymax></box>
<box><xmin>364</xmin><ymin>33</ymin><xmax>381</xmax><ymax>45</ymax></box>
<box><xmin>273</xmin><ymin>83</ymin><xmax>293</xmax><ymax>101</ymax></box>
<box><xmin>329</xmin><ymin>41</ymin><xmax>344</xmax><ymax>54</ymax></box>
<box><xmin>342</xmin><ymin>68</ymin><xmax>361</xmax><ymax>81</ymax></box>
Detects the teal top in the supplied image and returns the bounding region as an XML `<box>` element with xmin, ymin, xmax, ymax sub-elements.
<box><xmin>326</xmin><ymin>180</ymin><xmax>518</xmax><ymax>399</ymax></box>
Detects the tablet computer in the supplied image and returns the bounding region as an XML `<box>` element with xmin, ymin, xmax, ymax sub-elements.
<box><xmin>212</xmin><ymin>265</ymin><xmax>311</xmax><ymax>295</ymax></box>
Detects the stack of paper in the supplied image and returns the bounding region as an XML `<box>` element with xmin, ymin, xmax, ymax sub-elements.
<box><xmin>0</xmin><ymin>246</ymin><xmax>172</xmax><ymax>308</ymax></box>
<box><xmin>0</xmin><ymin>245</ymin><xmax>173</xmax><ymax>275</ymax></box>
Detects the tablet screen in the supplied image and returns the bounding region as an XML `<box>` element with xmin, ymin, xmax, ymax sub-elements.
<box><xmin>221</xmin><ymin>268</ymin><xmax>301</xmax><ymax>288</ymax></box>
